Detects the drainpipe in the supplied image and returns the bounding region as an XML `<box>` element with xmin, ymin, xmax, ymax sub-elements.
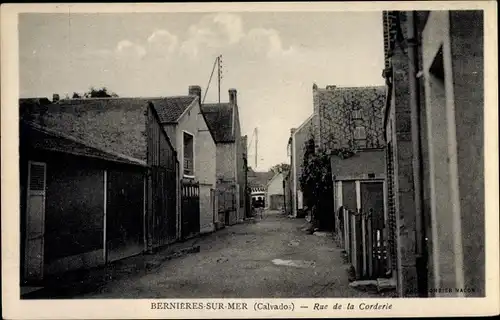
<box><xmin>407</xmin><ymin>11</ymin><xmax>427</xmax><ymax>297</ymax></box>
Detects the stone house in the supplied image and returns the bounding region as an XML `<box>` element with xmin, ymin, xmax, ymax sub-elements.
<box><xmin>248</xmin><ymin>169</ymin><xmax>274</xmax><ymax>206</ymax></box>
<box><xmin>286</xmin><ymin>115</ymin><xmax>314</xmax><ymax>217</ymax></box>
<box><xmin>382</xmin><ymin>10</ymin><xmax>484</xmax><ymax>297</ymax></box>
<box><xmin>150</xmin><ymin>86</ymin><xmax>217</xmax><ymax>235</ymax></box>
<box><xmin>19</xmin><ymin>96</ymin><xmax>178</xmax><ymax>284</ymax></box>
<box><xmin>312</xmin><ymin>84</ymin><xmax>386</xmax><ymax>232</ymax></box>
<box><xmin>201</xmin><ymin>89</ymin><xmax>247</xmax><ymax>225</ymax></box>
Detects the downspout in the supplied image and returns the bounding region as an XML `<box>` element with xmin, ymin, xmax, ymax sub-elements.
<box><xmin>407</xmin><ymin>11</ymin><xmax>427</xmax><ymax>297</ymax></box>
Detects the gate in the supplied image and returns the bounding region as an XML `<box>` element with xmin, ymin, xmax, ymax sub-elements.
<box><xmin>217</xmin><ymin>185</ymin><xmax>236</xmax><ymax>226</ymax></box>
<box><xmin>151</xmin><ymin>166</ymin><xmax>178</xmax><ymax>248</ymax></box>
<box><xmin>106</xmin><ymin>169</ymin><xmax>144</xmax><ymax>262</ymax></box>
<box><xmin>341</xmin><ymin>180</ymin><xmax>388</xmax><ymax>281</ymax></box>
<box><xmin>181</xmin><ymin>180</ymin><xmax>200</xmax><ymax>240</ymax></box>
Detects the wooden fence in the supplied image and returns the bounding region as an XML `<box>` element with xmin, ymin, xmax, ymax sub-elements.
<box><xmin>341</xmin><ymin>207</ymin><xmax>388</xmax><ymax>280</ymax></box>
<box><xmin>150</xmin><ymin>166</ymin><xmax>178</xmax><ymax>249</ymax></box>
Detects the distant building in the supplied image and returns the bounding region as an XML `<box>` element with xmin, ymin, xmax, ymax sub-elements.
<box><xmin>286</xmin><ymin>116</ymin><xmax>314</xmax><ymax>217</ymax></box>
<box><xmin>248</xmin><ymin>168</ymin><xmax>274</xmax><ymax>208</ymax></box>
<box><xmin>201</xmin><ymin>88</ymin><xmax>247</xmax><ymax>224</ymax></box>
<box><xmin>266</xmin><ymin>172</ymin><xmax>285</xmax><ymax>211</ymax></box>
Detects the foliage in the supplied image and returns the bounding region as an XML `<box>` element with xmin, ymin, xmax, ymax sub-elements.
<box><xmin>70</xmin><ymin>87</ymin><xmax>119</xmax><ymax>99</ymax></box>
<box><xmin>270</xmin><ymin>163</ymin><xmax>291</xmax><ymax>174</ymax></box>
<box><xmin>299</xmin><ymin>137</ymin><xmax>333</xmax><ymax>228</ymax></box>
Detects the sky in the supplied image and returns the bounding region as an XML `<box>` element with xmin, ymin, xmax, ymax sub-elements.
<box><xmin>19</xmin><ymin>11</ymin><xmax>385</xmax><ymax>171</ymax></box>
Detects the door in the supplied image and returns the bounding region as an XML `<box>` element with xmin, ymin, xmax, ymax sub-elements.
<box><xmin>24</xmin><ymin>161</ymin><xmax>47</xmax><ymax>281</ymax></box>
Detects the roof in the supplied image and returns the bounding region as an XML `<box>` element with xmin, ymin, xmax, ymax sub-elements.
<box><xmin>266</xmin><ymin>171</ymin><xmax>284</xmax><ymax>188</ymax></box>
<box><xmin>149</xmin><ymin>96</ymin><xmax>197</xmax><ymax>124</ymax></box>
<box><xmin>247</xmin><ymin>169</ymin><xmax>274</xmax><ymax>189</ymax></box>
<box><xmin>22</xmin><ymin>121</ymin><xmax>147</xmax><ymax>167</ymax></box>
<box><xmin>201</xmin><ymin>103</ymin><xmax>234</xmax><ymax>142</ymax></box>
<box><xmin>22</xmin><ymin>97</ymin><xmax>176</xmax><ymax>162</ymax></box>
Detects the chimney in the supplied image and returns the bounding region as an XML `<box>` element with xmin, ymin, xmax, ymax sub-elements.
<box><xmin>52</xmin><ymin>93</ymin><xmax>60</xmax><ymax>102</ymax></box>
<box><xmin>229</xmin><ymin>88</ymin><xmax>237</xmax><ymax>105</ymax></box>
<box><xmin>188</xmin><ymin>85</ymin><xmax>202</xmax><ymax>103</ymax></box>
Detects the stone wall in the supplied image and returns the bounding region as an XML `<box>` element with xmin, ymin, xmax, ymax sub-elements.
<box><xmin>312</xmin><ymin>85</ymin><xmax>386</xmax><ymax>152</ymax></box>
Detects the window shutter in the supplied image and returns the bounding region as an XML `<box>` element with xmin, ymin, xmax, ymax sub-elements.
<box><xmin>29</xmin><ymin>162</ymin><xmax>46</xmax><ymax>192</ymax></box>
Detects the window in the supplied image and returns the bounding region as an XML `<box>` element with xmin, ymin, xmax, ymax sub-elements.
<box><xmin>352</xmin><ymin>109</ymin><xmax>363</xmax><ymax>120</ymax></box>
<box><xmin>183</xmin><ymin>132</ymin><xmax>194</xmax><ymax>176</ymax></box>
<box><xmin>354</xmin><ymin>126</ymin><xmax>366</xmax><ymax>140</ymax></box>
<box><xmin>354</xmin><ymin>126</ymin><xmax>367</xmax><ymax>148</ymax></box>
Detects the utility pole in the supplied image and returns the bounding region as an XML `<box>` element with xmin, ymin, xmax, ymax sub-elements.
<box><xmin>217</xmin><ymin>55</ymin><xmax>222</xmax><ymax>104</ymax></box>
<box><xmin>255</xmin><ymin>127</ymin><xmax>258</xmax><ymax>168</ymax></box>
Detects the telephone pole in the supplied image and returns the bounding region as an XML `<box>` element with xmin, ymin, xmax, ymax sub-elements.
<box><xmin>217</xmin><ymin>55</ymin><xmax>222</xmax><ymax>104</ymax></box>
<box><xmin>255</xmin><ymin>127</ymin><xmax>258</xmax><ymax>168</ymax></box>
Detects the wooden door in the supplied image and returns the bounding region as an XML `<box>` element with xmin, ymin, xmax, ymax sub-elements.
<box><xmin>24</xmin><ymin>161</ymin><xmax>47</xmax><ymax>281</ymax></box>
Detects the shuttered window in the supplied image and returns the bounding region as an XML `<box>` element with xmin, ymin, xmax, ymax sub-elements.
<box><xmin>29</xmin><ymin>162</ymin><xmax>46</xmax><ymax>191</ymax></box>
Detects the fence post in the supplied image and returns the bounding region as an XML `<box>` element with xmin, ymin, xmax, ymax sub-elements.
<box><xmin>351</xmin><ymin>211</ymin><xmax>357</xmax><ymax>276</ymax></box>
<box><xmin>344</xmin><ymin>208</ymin><xmax>349</xmax><ymax>254</ymax></box>
<box><xmin>361</xmin><ymin>212</ymin><xmax>367</xmax><ymax>276</ymax></box>
<box><xmin>367</xmin><ymin>211</ymin><xmax>373</xmax><ymax>279</ymax></box>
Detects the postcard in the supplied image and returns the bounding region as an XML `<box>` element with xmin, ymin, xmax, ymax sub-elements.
<box><xmin>1</xmin><ymin>1</ymin><xmax>498</xmax><ymax>319</ymax></box>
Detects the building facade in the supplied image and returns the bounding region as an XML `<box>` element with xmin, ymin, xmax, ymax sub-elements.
<box><xmin>382</xmin><ymin>10</ymin><xmax>485</xmax><ymax>297</ymax></box>
<box><xmin>20</xmin><ymin>97</ymin><xmax>178</xmax><ymax>283</ymax></box>
<box><xmin>201</xmin><ymin>89</ymin><xmax>248</xmax><ymax>225</ymax></box>
<box><xmin>266</xmin><ymin>172</ymin><xmax>285</xmax><ymax>211</ymax></box>
<box><xmin>312</xmin><ymin>84</ymin><xmax>386</xmax><ymax>233</ymax></box>
<box><xmin>287</xmin><ymin>115</ymin><xmax>314</xmax><ymax>217</ymax></box>
<box><xmin>152</xmin><ymin>86</ymin><xmax>217</xmax><ymax>235</ymax></box>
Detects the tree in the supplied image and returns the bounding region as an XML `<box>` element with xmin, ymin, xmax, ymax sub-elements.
<box><xmin>82</xmin><ymin>87</ymin><xmax>119</xmax><ymax>98</ymax></box>
<box><xmin>299</xmin><ymin>137</ymin><xmax>334</xmax><ymax>230</ymax></box>
<box><xmin>270</xmin><ymin>163</ymin><xmax>291</xmax><ymax>174</ymax></box>
<box><xmin>72</xmin><ymin>92</ymin><xmax>82</xmax><ymax>99</ymax></box>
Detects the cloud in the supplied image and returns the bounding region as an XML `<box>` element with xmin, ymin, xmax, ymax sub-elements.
<box><xmin>244</xmin><ymin>28</ymin><xmax>295</xmax><ymax>58</ymax></box>
<box><xmin>180</xmin><ymin>13</ymin><xmax>246</xmax><ymax>58</ymax></box>
<box><xmin>115</xmin><ymin>40</ymin><xmax>146</xmax><ymax>59</ymax></box>
<box><xmin>180</xmin><ymin>13</ymin><xmax>293</xmax><ymax>60</ymax></box>
<box><xmin>147</xmin><ymin>29</ymin><xmax>179</xmax><ymax>54</ymax></box>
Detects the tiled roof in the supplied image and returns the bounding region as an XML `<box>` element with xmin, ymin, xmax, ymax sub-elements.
<box><xmin>149</xmin><ymin>96</ymin><xmax>196</xmax><ymax>124</ymax></box>
<box><xmin>22</xmin><ymin>121</ymin><xmax>147</xmax><ymax>167</ymax></box>
<box><xmin>201</xmin><ymin>103</ymin><xmax>234</xmax><ymax>142</ymax></box>
<box><xmin>21</xmin><ymin>97</ymin><xmax>175</xmax><ymax>162</ymax></box>
<box><xmin>247</xmin><ymin>169</ymin><xmax>274</xmax><ymax>189</ymax></box>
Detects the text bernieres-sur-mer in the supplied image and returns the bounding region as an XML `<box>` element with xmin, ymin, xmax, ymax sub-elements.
<box><xmin>151</xmin><ymin>302</ymin><xmax>247</xmax><ymax>310</ymax></box>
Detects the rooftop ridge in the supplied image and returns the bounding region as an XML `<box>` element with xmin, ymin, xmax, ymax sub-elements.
<box><xmin>24</xmin><ymin>121</ymin><xmax>147</xmax><ymax>166</ymax></box>
<box><xmin>57</xmin><ymin>95</ymin><xmax>194</xmax><ymax>103</ymax></box>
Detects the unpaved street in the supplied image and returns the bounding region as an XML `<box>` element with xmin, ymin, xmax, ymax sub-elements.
<box><xmin>78</xmin><ymin>211</ymin><xmax>379</xmax><ymax>298</ymax></box>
